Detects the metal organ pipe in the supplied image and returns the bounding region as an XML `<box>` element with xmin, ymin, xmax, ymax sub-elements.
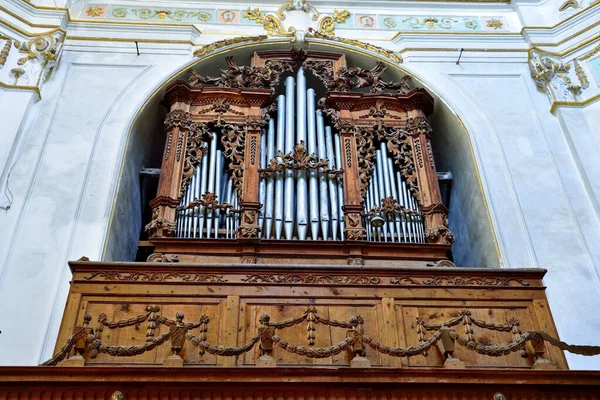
<box><xmin>388</xmin><ymin>160</ymin><xmax>404</xmax><ymax>242</ymax></box>
<box><xmin>213</xmin><ymin>150</ymin><xmax>223</xmax><ymax>238</ymax></box>
<box><xmin>374</xmin><ymin>150</ymin><xmax>388</xmax><ymax>241</ymax></box>
<box><xmin>316</xmin><ymin>110</ymin><xmax>330</xmax><ymax>239</ymax></box>
<box><xmin>205</xmin><ymin>136</ymin><xmax>217</xmax><ymax>238</ymax></box>
<box><xmin>306</xmin><ymin>88</ymin><xmax>320</xmax><ymax>240</ymax></box>
<box><xmin>258</xmin><ymin>129</ymin><xmax>267</xmax><ymax>237</ymax></box>
<box><xmin>379</xmin><ymin>143</ymin><xmax>396</xmax><ymax>242</ymax></box>
<box><xmin>274</xmin><ymin>94</ymin><xmax>286</xmax><ymax>240</ymax></box>
<box><xmin>296</xmin><ymin>69</ymin><xmax>308</xmax><ymax>240</ymax></box>
<box><xmin>264</xmin><ymin>119</ymin><xmax>276</xmax><ymax>239</ymax></box>
<box><xmin>284</xmin><ymin>76</ymin><xmax>295</xmax><ymax>240</ymax></box>
<box><xmin>325</xmin><ymin>126</ymin><xmax>339</xmax><ymax>241</ymax></box>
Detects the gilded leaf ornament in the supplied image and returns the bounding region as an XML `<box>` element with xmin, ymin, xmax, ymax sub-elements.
<box><xmin>243</xmin><ymin>8</ymin><xmax>297</xmax><ymax>41</ymax></box>
<box><xmin>193</xmin><ymin>35</ymin><xmax>268</xmax><ymax>58</ymax></box>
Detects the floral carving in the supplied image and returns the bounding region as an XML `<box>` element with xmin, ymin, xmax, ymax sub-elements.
<box><xmin>329</xmin><ymin>61</ymin><xmax>408</xmax><ymax>93</ymax></box>
<box><xmin>189</xmin><ymin>55</ymin><xmax>295</xmax><ymax>89</ymax></box>
<box><xmin>405</xmin><ymin>115</ymin><xmax>432</xmax><ymax>137</ymax></box>
<box><xmin>376</xmin><ymin>126</ymin><xmax>420</xmax><ymax>202</ymax></box>
<box><xmin>242</xmin><ymin>274</ymin><xmax>380</xmax><ymax>285</ymax></box>
<box><xmin>145</xmin><ymin>209</ymin><xmax>177</xmax><ymax>238</ymax></box>
<box><xmin>425</xmin><ymin>226</ymin><xmax>455</xmax><ymax>244</ymax></box>
<box><xmin>180</xmin><ymin>123</ymin><xmax>212</xmax><ymax>197</ymax></box>
<box><xmin>356</xmin><ymin>127</ymin><xmax>376</xmax><ymax>198</ymax></box>
<box><xmin>178</xmin><ymin>192</ymin><xmax>240</xmax><ymax>213</ymax></box>
<box><xmin>259</xmin><ymin>141</ymin><xmax>343</xmax><ymax>176</ymax></box>
<box><xmin>221</xmin><ymin>123</ymin><xmax>246</xmax><ymax>197</ymax></box>
<box><xmin>389</xmin><ymin>276</ymin><xmax>530</xmax><ymax>287</ymax></box>
<box><xmin>164</xmin><ymin>109</ymin><xmax>195</xmax><ymax>131</ymax></box>
<box><xmin>147</xmin><ymin>253</ymin><xmax>180</xmax><ymax>263</ymax></box>
<box><xmin>84</xmin><ymin>272</ymin><xmax>227</xmax><ymax>282</ymax></box>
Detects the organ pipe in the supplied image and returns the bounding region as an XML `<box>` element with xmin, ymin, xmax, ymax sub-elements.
<box><xmin>306</xmin><ymin>88</ymin><xmax>320</xmax><ymax>240</ymax></box>
<box><xmin>284</xmin><ymin>76</ymin><xmax>295</xmax><ymax>240</ymax></box>
<box><xmin>264</xmin><ymin>119</ymin><xmax>276</xmax><ymax>239</ymax></box>
<box><xmin>174</xmin><ymin>74</ymin><xmax>425</xmax><ymax>244</ymax></box>
<box><xmin>274</xmin><ymin>94</ymin><xmax>286</xmax><ymax>240</ymax></box>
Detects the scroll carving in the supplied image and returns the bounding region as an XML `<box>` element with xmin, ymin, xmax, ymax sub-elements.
<box><xmin>329</xmin><ymin>62</ymin><xmax>410</xmax><ymax>93</ymax></box>
<box><xmin>259</xmin><ymin>141</ymin><xmax>343</xmax><ymax>176</ymax></box>
<box><xmin>164</xmin><ymin>109</ymin><xmax>195</xmax><ymax>131</ymax></box>
<box><xmin>376</xmin><ymin>126</ymin><xmax>420</xmax><ymax>201</ymax></box>
<box><xmin>145</xmin><ymin>209</ymin><xmax>177</xmax><ymax>238</ymax></box>
<box><xmin>189</xmin><ymin>56</ymin><xmax>295</xmax><ymax>89</ymax></box>
<box><xmin>355</xmin><ymin>127</ymin><xmax>376</xmax><ymax>197</ymax></box>
<box><xmin>180</xmin><ymin>123</ymin><xmax>212</xmax><ymax>197</ymax></box>
<box><xmin>241</xmin><ymin>274</ymin><xmax>380</xmax><ymax>285</ymax></box>
<box><xmin>84</xmin><ymin>271</ymin><xmax>227</xmax><ymax>282</ymax></box>
<box><xmin>221</xmin><ymin>123</ymin><xmax>246</xmax><ymax>197</ymax></box>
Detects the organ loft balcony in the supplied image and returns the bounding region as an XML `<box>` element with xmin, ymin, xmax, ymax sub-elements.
<box><xmin>29</xmin><ymin>46</ymin><xmax>600</xmax><ymax>399</ymax></box>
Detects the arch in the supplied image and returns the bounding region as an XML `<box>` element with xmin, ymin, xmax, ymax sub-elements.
<box><xmin>102</xmin><ymin>37</ymin><xmax>500</xmax><ymax>268</ymax></box>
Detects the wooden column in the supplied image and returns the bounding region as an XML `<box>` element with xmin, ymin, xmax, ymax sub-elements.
<box><xmin>337</xmin><ymin>120</ymin><xmax>366</xmax><ymax>241</ymax></box>
<box><xmin>237</xmin><ymin>115</ymin><xmax>265</xmax><ymax>239</ymax></box>
<box><xmin>146</xmin><ymin>106</ymin><xmax>194</xmax><ymax>238</ymax></box>
<box><xmin>406</xmin><ymin>109</ymin><xmax>453</xmax><ymax>245</ymax></box>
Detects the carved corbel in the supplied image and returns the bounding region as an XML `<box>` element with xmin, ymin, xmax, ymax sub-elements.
<box><xmin>7</xmin><ymin>31</ymin><xmax>65</xmax><ymax>87</ymax></box>
<box><xmin>529</xmin><ymin>52</ymin><xmax>581</xmax><ymax>103</ymax></box>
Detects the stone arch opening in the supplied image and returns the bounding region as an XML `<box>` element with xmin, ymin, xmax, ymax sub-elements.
<box><xmin>103</xmin><ymin>38</ymin><xmax>500</xmax><ymax>268</ymax></box>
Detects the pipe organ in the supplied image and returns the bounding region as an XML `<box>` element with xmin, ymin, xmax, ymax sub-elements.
<box><xmin>145</xmin><ymin>48</ymin><xmax>454</xmax><ymax>264</ymax></box>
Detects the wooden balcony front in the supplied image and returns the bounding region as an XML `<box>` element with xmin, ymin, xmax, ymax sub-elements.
<box><xmin>53</xmin><ymin>260</ymin><xmax>567</xmax><ymax>370</ymax></box>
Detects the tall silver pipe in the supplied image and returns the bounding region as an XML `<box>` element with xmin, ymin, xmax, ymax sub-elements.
<box><xmin>367</xmin><ymin>174</ymin><xmax>376</xmax><ymax>241</ymax></box>
<box><xmin>284</xmin><ymin>77</ymin><xmax>295</xmax><ymax>240</ymax></box>
<box><xmin>387</xmin><ymin>158</ymin><xmax>403</xmax><ymax>242</ymax></box>
<box><xmin>191</xmin><ymin>155</ymin><xmax>202</xmax><ymax>238</ymax></box>
<box><xmin>401</xmin><ymin>180</ymin><xmax>414</xmax><ymax>243</ymax></box>
<box><xmin>379</xmin><ymin>144</ymin><xmax>396</xmax><ymax>242</ymax></box>
<box><xmin>213</xmin><ymin>150</ymin><xmax>223</xmax><ymax>238</ymax></box>
<box><xmin>183</xmin><ymin>162</ymin><xmax>193</xmax><ymax>238</ymax></box>
<box><xmin>258</xmin><ymin>130</ymin><xmax>267</xmax><ymax>237</ymax></box>
<box><xmin>264</xmin><ymin>119</ymin><xmax>276</xmax><ymax>240</ymax></box>
<box><xmin>316</xmin><ymin>110</ymin><xmax>330</xmax><ymax>239</ymax></box>
<box><xmin>333</xmin><ymin>133</ymin><xmax>345</xmax><ymax>240</ymax></box>
<box><xmin>295</xmin><ymin>69</ymin><xmax>308</xmax><ymax>240</ymax></box>
<box><xmin>325</xmin><ymin>126</ymin><xmax>339</xmax><ymax>241</ymax></box>
<box><xmin>396</xmin><ymin>171</ymin><xmax>408</xmax><ymax>243</ymax></box>
<box><xmin>375</xmin><ymin>150</ymin><xmax>388</xmax><ymax>241</ymax></box>
<box><xmin>274</xmin><ymin>94</ymin><xmax>286</xmax><ymax>240</ymax></box>
<box><xmin>306</xmin><ymin>88</ymin><xmax>320</xmax><ymax>240</ymax></box>
<box><xmin>372</xmin><ymin>166</ymin><xmax>383</xmax><ymax>241</ymax></box>
<box><xmin>224</xmin><ymin>176</ymin><xmax>233</xmax><ymax>239</ymax></box>
<box><xmin>198</xmin><ymin>143</ymin><xmax>209</xmax><ymax>238</ymax></box>
<box><xmin>205</xmin><ymin>138</ymin><xmax>217</xmax><ymax>238</ymax></box>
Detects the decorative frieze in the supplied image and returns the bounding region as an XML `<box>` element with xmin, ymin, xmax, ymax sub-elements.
<box><xmin>84</xmin><ymin>271</ymin><xmax>227</xmax><ymax>282</ymax></box>
<box><xmin>241</xmin><ymin>274</ymin><xmax>380</xmax><ymax>284</ymax></box>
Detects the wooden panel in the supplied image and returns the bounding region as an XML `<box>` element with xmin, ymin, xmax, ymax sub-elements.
<box><xmin>50</xmin><ymin>262</ymin><xmax>570</xmax><ymax>370</ymax></box>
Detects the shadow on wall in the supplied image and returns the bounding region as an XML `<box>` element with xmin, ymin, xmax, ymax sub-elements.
<box><xmin>103</xmin><ymin>95</ymin><xmax>166</xmax><ymax>262</ymax></box>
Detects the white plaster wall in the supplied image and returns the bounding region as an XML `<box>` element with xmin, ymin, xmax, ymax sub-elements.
<box><xmin>0</xmin><ymin>50</ymin><xmax>190</xmax><ymax>365</ymax></box>
<box><xmin>0</xmin><ymin>41</ymin><xmax>599</xmax><ymax>370</ymax></box>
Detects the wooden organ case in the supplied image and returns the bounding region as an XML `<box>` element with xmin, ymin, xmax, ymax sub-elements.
<box><xmin>30</xmin><ymin>47</ymin><xmax>600</xmax><ymax>400</ymax></box>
